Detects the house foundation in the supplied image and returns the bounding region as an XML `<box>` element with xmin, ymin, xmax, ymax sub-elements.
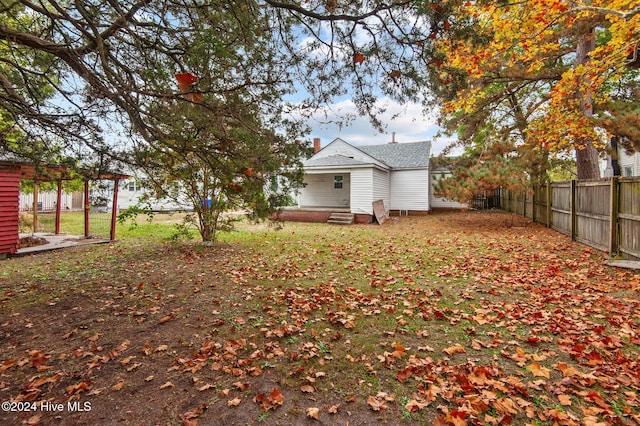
<box><xmin>271</xmin><ymin>208</ymin><xmax>373</xmax><ymax>224</ymax></box>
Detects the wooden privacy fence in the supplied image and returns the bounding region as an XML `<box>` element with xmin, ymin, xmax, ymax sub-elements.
<box><xmin>500</xmin><ymin>177</ymin><xmax>640</xmax><ymax>260</ymax></box>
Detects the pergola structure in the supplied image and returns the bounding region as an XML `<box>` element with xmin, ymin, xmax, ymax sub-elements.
<box><xmin>0</xmin><ymin>160</ymin><xmax>128</xmax><ymax>256</ymax></box>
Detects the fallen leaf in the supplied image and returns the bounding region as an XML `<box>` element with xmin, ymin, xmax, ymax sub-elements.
<box><xmin>254</xmin><ymin>387</ymin><xmax>284</xmax><ymax>411</ymax></box>
<box><xmin>126</xmin><ymin>362</ymin><xmax>141</xmax><ymax>372</ymax></box>
<box><xmin>558</xmin><ymin>394</ymin><xmax>572</xmax><ymax>406</ymax></box>
<box><xmin>443</xmin><ymin>344</ymin><xmax>466</xmax><ymax>356</ymax></box>
<box><xmin>527</xmin><ymin>361</ymin><xmax>551</xmax><ymax>378</ymax></box>
<box><xmin>367</xmin><ymin>395</ymin><xmax>387</xmax><ymax>411</ymax></box>
<box><xmin>405</xmin><ymin>399</ymin><xmax>429</xmax><ymax>412</ymax></box>
<box><xmin>62</xmin><ymin>328</ymin><xmax>78</xmax><ymax>340</ymax></box>
<box><xmin>301</xmin><ymin>385</ymin><xmax>315</xmax><ymax>393</ymax></box>
<box><xmin>160</xmin><ymin>381</ymin><xmax>174</xmax><ymax>389</ymax></box>
<box><xmin>120</xmin><ymin>356</ymin><xmax>135</xmax><ymax>365</ymax></box>
<box><xmin>328</xmin><ymin>403</ymin><xmax>340</xmax><ymax>413</ymax></box>
<box><xmin>233</xmin><ymin>381</ymin><xmax>249</xmax><ymax>391</ymax></box>
<box><xmin>306</xmin><ymin>407</ymin><xmax>320</xmax><ymax>419</ymax></box>
<box><xmin>182</xmin><ymin>403</ymin><xmax>207</xmax><ymax>426</ymax></box>
<box><xmin>227</xmin><ymin>397</ymin><xmax>241</xmax><ymax>407</ymax></box>
<box><xmin>112</xmin><ymin>380</ymin><xmax>125</xmax><ymax>391</ymax></box>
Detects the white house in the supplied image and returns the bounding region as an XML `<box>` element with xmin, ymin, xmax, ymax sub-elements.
<box><xmin>276</xmin><ymin>137</ymin><xmax>466</xmax><ymax>224</ymax></box>
<box><xmin>601</xmin><ymin>139</ymin><xmax>640</xmax><ymax>177</ymax></box>
<box><xmin>116</xmin><ymin>178</ymin><xmax>188</xmax><ymax>212</ymax></box>
<box><xmin>603</xmin><ymin>147</ymin><xmax>640</xmax><ymax>177</ymax></box>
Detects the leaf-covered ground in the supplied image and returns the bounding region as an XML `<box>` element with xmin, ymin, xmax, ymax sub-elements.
<box><xmin>0</xmin><ymin>211</ymin><xmax>638</xmax><ymax>425</ymax></box>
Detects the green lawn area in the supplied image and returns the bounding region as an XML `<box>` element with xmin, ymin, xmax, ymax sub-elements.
<box><xmin>1</xmin><ymin>211</ymin><xmax>638</xmax><ymax>425</ymax></box>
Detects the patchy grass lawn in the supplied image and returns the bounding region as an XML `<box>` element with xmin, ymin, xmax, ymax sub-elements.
<box><xmin>0</xmin><ymin>211</ymin><xmax>638</xmax><ymax>425</ymax></box>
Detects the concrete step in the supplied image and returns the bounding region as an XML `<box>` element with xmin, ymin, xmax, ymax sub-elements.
<box><xmin>327</xmin><ymin>212</ymin><xmax>354</xmax><ymax>225</ymax></box>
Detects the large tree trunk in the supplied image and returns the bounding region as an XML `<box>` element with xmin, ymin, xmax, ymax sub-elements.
<box><xmin>574</xmin><ymin>29</ymin><xmax>601</xmax><ymax>180</ymax></box>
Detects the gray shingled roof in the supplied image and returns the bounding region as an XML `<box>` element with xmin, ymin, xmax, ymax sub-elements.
<box><xmin>303</xmin><ymin>155</ymin><xmax>371</xmax><ymax>168</ymax></box>
<box><xmin>358</xmin><ymin>141</ymin><xmax>431</xmax><ymax>169</ymax></box>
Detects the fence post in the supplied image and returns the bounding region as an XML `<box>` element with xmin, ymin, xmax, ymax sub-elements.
<box><xmin>532</xmin><ymin>187</ymin><xmax>536</xmax><ymax>223</ymax></box>
<box><xmin>609</xmin><ymin>176</ymin><xmax>619</xmax><ymax>256</ymax></box>
<box><xmin>571</xmin><ymin>180</ymin><xmax>577</xmax><ymax>241</ymax></box>
<box><xmin>110</xmin><ymin>178</ymin><xmax>120</xmax><ymax>241</ymax></box>
<box><xmin>84</xmin><ymin>180</ymin><xmax>90</xmax><ymax>238</ymax></box>
<box><xmin>546</xmin><ymin>181</ymin><xmax>552</xmax><ymax>228</ymax></box>
<box><xmin>55</xmin><ymin>180</ymin><xmax>62</xmax><ymax>235</ymax></box>
<box><xmin>33</xmin><ymin>181</ymin><xmax>39</xmax><ymax>232</ymax></box>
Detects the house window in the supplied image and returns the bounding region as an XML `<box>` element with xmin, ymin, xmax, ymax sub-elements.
<box><xmin>128</xmin><ymin>181</ymin><xmax>139</xmax><ymax>192</ymax></box>
<box><xmin>624</xmin><ymin>166</ymin><xmax>633</xmax><ymax>177</ymax></box>
<box><xmin>333</xmin><ymin>175</ymin><xmax>343</xmax><ymax>189</ymax></box>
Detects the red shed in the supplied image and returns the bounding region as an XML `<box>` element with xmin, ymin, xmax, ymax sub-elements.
<box><xmin>0</xmin><ymin>165</ymin><xmax>21</xmax><ymax>255</ymax></box>
<box><xmin>0</xmin><ymin>160</ymin><xmax>128</xmax><ymax>257</ymax></box>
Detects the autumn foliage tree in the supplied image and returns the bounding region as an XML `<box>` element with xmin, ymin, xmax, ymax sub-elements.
<box><xmin>433</xmin><ymin>0</ymin><xmax>640</xmax><ymax>189</ymax></box>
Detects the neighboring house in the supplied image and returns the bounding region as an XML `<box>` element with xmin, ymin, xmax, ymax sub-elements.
<box><xmin>279</xmin><ymin>137</ymin><xmax>466</xmax><ymax>224</ymax></box>
<box><xmin>19</xmin><ymin>191</ymin><xmax>80</xmax><ymax>212</ymax></box>
<box><xmin>90</xmin><ymin>178</ymin><xmax>189</xmax><ymax>212</ymax></box>
<box><xmin>603</xmin><ymin>140</ymin><xmax>640</xmax><ymax>177</ymax></box>
<box><xmin>429</xmin><ymin>167</ymin><xmax>473</xmax><ymax>210</ymax></box>
<box><xmin>115</xmin><ymin>178</ymin><xmax>187</xmax><ymax>212</ymax></box>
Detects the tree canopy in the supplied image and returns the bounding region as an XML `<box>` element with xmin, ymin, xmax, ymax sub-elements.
<box><xmin>432</xmin><ymin>0</ymin><xmax>639</xmax><ymax>190</ymax></box>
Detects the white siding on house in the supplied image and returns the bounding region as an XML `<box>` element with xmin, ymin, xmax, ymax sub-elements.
<box><xmin>299</xmin><ymin>173</ymin><xmax>350</xmax><ymax>208</ymax></box>
<box><xmin>390</xmin><ymin>169</ymin><xmax>429</xmax><ymax>211</ymax></box>
<box><xmin>20</xmin><ymin>191</ymin><xmax>74</xmax><ymax>212</ymax></box>
<box><xmin>603</xmin><ymin>148</ymin><xmax>640</xmax><ymax>177</ymax></box>
<box><xmin>429</xmin><ymin>171</ymin><xmax>469</xmax><ymax>209</ymax></box>
<box><xmin>619</xmin><ymin>150</ymin><xmax>640</xmax><ymax>176</ymax></box>
<box><xmin>372</xmin><ymin>168</ymin><xmax>390</xmax><ymax>212</ymax></box>
<box><xmin>350</xmin><ymin>169</ymin><xmax>373</xmax><ymax>214</ymax></box>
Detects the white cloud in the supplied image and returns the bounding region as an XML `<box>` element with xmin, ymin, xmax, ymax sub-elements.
<box><xmin>303</xmin><ymin>97</ymin><xmax>460</xmax><ymax>156</ymax></box>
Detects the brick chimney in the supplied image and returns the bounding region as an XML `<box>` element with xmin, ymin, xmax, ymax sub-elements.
<box><xmin>313</xmin><ymin>137</ymin><xmax>321</xmax><ymax>153</ymax></box>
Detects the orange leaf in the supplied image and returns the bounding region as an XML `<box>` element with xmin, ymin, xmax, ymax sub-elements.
<box><xmin>392</xmin><ymin>341</ymin><xmax>406</xmax><ymax>358</ymax></box>
<box><xmin>558</xmin><ymin>394</ymin><xmax>572</xmax><ymax>406</ymax></box>
<box><xmin>175</xmin><ymin>73</ymin><xmax>198</xmax><ymax>93</ymax></box>
<box><xmin>112</xmin><ymin>380</ymin><xmax>126</xmax><ymax>391</ymax></box>
<box><xmin>527</xmin><ymin>361</ymin><xmax>550</xmax><ymax>378</ymax></box>
<box><xmin>443</xmin><ymin>344</ymin><xmax>466</xmax><ymax>356</ymax></box>
<box><xmin>255</xmin><ymin>387</ymin><xmax>284</xmax><ymax>410</ymax></box>
<box><xmin>353</xmin><ymin>52</ymin><xmax>365</xmax><ymax>64</ymax></box>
